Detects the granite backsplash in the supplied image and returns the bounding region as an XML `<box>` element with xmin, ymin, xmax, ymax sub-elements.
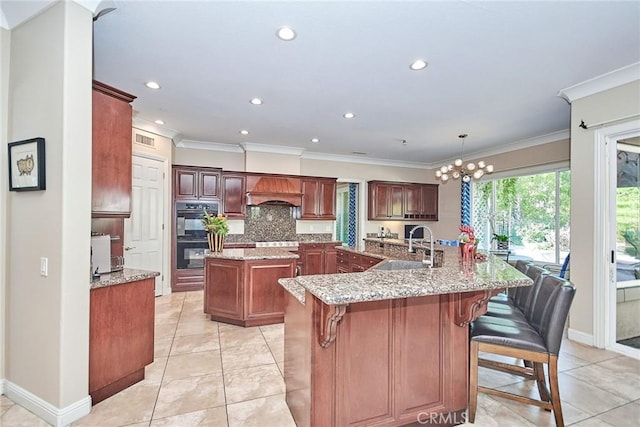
<box><xmin>224</xmin><ymin>204</ymin><xmax>335</xmax><ymax>243</ymax></box>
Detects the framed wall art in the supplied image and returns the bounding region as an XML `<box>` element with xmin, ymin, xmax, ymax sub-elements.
<box><xmin>8</xmin><ymin>137</ymin><xmax>46</xmax><ymax>191</ymax></box>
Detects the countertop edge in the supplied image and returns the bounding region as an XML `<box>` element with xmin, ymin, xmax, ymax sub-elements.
<box><xmin>90</xmin><ymin>268</ymin><xmax>160</xmax><ymax>290</ymax></box>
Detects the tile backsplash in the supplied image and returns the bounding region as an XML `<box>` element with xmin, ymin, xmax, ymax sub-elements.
<box><xmin>244</xmin><ymin>205</ymin><xmax>297</xmax><ymax>241</ymax></box>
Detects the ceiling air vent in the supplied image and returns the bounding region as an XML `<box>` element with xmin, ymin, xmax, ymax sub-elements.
<box><xmin>135</xmin><ymin>133</ymin><xmax>155</xmax><ymax>148</ymax></box>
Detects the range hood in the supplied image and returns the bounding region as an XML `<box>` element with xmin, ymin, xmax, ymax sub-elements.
<box><xmin>245</xmin><ymin>175</ymin><xmax>303</xmax><ymax>206</ymax></box>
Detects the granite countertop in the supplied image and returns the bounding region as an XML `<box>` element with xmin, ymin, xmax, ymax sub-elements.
<box><xmin>205</xmin><ymin>247</ymin><xmax>300</xmax><ymax>261</ymax></box>
<box><xmin>363</xmin><ymin>237</ymin><xmax>445</xmax><ymax>251</ymax></box>
<box><xmin>90</xmin><ymin>268</ymin><xmax>160</xmax><ymax>290</ymax></box>
<box><xmin>279</xmin><ymin>247</ymin><xmax>532</xmax><ymax>305</ymax></box>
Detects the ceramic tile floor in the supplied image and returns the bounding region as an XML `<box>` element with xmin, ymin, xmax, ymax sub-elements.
<box><xmin>1</xmin><ymin>290</ymin><xmax>639</xmax><ymax>426</ymax></box>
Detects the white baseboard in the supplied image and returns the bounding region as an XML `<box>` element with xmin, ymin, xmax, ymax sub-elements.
<box><xmin>568</xmin><ymin>328</ymin><xmax>595</xmax><ymax>347</ymax></box>
<box><xmin>4</xmin><ymin>380</ymin><xmax>91</xmax><ymax>427</ymax></box>
<box><xmin>0</xmin><ymin>378</ymin><xmax>5</xmax><ymax>395</ymax></box>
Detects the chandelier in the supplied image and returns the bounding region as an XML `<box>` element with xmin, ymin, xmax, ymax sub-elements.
<box><xmin>435</xmin><ymin>134</ymin><xmax>494</xmax><ymax>182</ymax></box>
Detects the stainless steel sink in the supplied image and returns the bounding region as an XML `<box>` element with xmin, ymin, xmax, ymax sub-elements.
<box><xmin>373</xmin><ymin>259</ymin><xmax>429</xmax><ymax>271</ymax></box>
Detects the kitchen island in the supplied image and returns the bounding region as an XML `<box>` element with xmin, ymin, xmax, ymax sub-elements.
<box><xmin>278</xmin><ymin>249</ymin><xmax>532</xmax><ymax>427</ymax></box>
<box><xmin>204</xmin><ymin>248</ymin><xmax>299</xmax><ymax>326</ymax></box>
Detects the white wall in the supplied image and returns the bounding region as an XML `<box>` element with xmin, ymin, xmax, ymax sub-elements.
<box><xmin>0</xmin><ymin>25</ymin><xmax>10</xmax><ymax>386</ymax></box>
<box><xmin>5</xmin><ymin>1</ymin><xmax>92</xmax><ymax>419</ymax></box>
<box><xmin>570</xmin><ymin>80</ymin><xmax>640</xmax><ymax>340</ymax></box>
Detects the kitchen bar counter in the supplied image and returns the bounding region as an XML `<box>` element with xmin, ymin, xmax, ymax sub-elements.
<box><xmin>288</xmin><ymin>247</ymin><xmax>531</xmax><ymax>305</ymax></box>
<box><xmin>279</xmin><ymin>248</ymin><xmax>533</xmax><ymax>427</ymax></box>
<box><xmin>90</xmin><ymin>268</ymin><xmax>160</xmax><ymax>290</ymax></box>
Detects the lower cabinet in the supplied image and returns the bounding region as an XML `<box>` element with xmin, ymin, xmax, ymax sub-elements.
<box><xmin>204</xmin><ymin>257</ymin><xmax>296</xmax><ymax>327</ymax></box>
<box><xmin>299</xmin><ymin>242</ymin><xmax>338</xmax><ymax>275</ymax></box>
<box><xmin>337</xmin><ymin>248</ymin><xmax>383</xmax><ymax>273</ymax></box>
<box><xmin>89</xmin><ymin>278</ymin><xmax>155</xmax><ymax>404</ymax></box>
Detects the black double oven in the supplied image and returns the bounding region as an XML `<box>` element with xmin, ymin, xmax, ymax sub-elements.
<box><xmin>175</xmin><ymin>201</ymin><xmax>220</xmax><ymax>270</ymax></box>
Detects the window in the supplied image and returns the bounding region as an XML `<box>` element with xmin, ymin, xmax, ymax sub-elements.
<box><xmin>471</xmin><ymin>165</ymin><xmax>570</xmax><ymax>264</ymax></box>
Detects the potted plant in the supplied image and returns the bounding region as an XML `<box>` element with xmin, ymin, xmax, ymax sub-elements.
<box><xmin>202</xmin><ymin>210</ymin><xmax>229</xmax><ymax>252</ymax></box>
<box><xmin>492</xmin><ymin>233</ymin><xmax>510</xmax><ymax>251</ymax></box>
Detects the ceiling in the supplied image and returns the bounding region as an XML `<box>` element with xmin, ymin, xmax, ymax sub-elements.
<box><xmin>4</xmin><ymin>1</ymin><xmax>640</xmax><ymax>167</ymax></box>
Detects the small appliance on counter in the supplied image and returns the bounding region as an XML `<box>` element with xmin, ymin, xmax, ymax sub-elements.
<box><xmin>91</xmin><ymin>234</ymin><xmax>112</xmax><ymax>275</ymax></box>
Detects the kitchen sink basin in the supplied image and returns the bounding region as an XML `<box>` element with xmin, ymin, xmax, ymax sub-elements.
<box><xmin>373</xmin><ymin>259</ymin><xmax>429</xmax><ymax>271</ymax></box>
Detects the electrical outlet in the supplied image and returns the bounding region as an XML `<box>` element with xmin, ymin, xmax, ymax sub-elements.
<box><xmin>40</xmin><ymin>257</ymin><xmax>48</xmax><ymax>277</ymax></box>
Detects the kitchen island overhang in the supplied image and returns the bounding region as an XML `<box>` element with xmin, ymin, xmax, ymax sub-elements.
<box><xmin>278</xmin><ymin>249</ymin><xmax>533</xmax><ymax>427</ymax></box>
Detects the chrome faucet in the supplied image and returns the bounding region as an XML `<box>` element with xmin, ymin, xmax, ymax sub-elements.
<box><xmin>408</xmin><ymin>225</ymin><xmax>435</xmax><ymax>268</ymax></box>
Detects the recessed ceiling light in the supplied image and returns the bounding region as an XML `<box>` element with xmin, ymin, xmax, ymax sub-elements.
<box><xmin>145</xmin><ymin>81</ymin><xmax>161</xmax><ymax>89</ymax></box>
<box><xmin>240</xmin><ymin>130</ymin><xmax>250</xmax><ymax>135</ymax></box>
<box><xmin>276</xmin><ymin>26</ymin><xmax>296</xmax><ymax>41</ymax></box>
<box><xmin>310</xmin><ymin>138</ymin><xmax>319</xmax><ymax>143</ymax></box>
<box><xmin>154</xmin><ymin>119</ymin><xmax>165</xmax><ymax>125</ymax></box>
<box><xmin>409</xmin><ymin>59</ymin><xmax>428</xmax><ymax>71</ymax></box>
<box><xmin>343</xmin><ymin>112</ymin><xmax>355</xmax><ymax>119</ymax></box>
<box><xmin>250</xmin><ymin>98</ymin><xmax>263</xmax><ymax>105</ymax></box>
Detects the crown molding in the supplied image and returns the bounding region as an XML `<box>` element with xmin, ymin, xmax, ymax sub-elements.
<box><xmin>302</xmin><ymin>151</ymin><xmax>429</xmax><ymax>170</ymax></box>
<box><xmin>424</xmin><ymin>129</ymin><xmax>570</xmax><ymax>169</ymax></box>
<box><xmin>240</xmin><ymin>142</ymin><xmax>306</xmax><ymax>156</ymax></box>
<box><xmin>557</xmin><ymin>62</ymin><xmax>640</xmax><ymax>103</ymax></box>
<box><xmin>132</xmin><ymin>117</ymin><xmax>181</xmax><ymax>140</ymax></box>
<box><xmin>174</xmin><ymin>139</ymin><xmax>244</xmax><ymax>153</ymax></box>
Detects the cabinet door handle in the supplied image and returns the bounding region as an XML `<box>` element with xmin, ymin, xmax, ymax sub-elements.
<box><xmin>124</xmin><ymin>246</ymin><xmax>135</xmax><ymax>251</ymax></box>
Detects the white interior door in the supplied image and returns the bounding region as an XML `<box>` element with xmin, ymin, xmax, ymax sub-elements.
<box><xmin>125</xmin><ymin>155</ymin><xmax>165</xmax><ymax>296</ymax></box>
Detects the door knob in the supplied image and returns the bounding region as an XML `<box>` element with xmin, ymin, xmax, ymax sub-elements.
<box><xmin>124</xmin><ymin>246</ymin><xmax>135</xmax><ymax>251</ymax></box>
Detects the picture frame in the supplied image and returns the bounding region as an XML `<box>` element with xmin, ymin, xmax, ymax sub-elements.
<box><xmin>8</xmin><ymin>137</ymin><xmax>46</xmax><ymax>191</ymax></box>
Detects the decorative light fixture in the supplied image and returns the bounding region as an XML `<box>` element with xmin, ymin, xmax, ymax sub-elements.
<box><xmin>435</xmin><ymin>134</ymin><xmax>494</xmax><ymax>183</ymax></box>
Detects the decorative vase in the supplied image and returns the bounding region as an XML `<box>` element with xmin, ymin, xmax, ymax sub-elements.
<box><xmin>497</xmin><ymin>241</ymin><xmax>509</xmax><ymax>251</ymax></box>
<box><xmin>207</xmin><ymin>232</ymin><xmax>225</xmax><ymax>252</ymax></box>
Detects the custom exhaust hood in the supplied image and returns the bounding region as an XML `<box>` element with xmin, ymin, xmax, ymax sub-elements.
<box><xmin>245</xmin><ymin>175</ymin><xmax>303</xmax><ymax>206</ymax></box>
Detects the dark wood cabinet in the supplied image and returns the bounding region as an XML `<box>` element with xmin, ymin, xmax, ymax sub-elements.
<box><xmin>92</xmin><ymin>81</ymin><xmax>136</xmax><ymax>218</ymax></box>
<box><xmin>299</xmin><ymin>242</ymin><xmax>338</xmax><ymax>275</ymax></box>
<box><xmin>420</xmin><ymin>184</ymin><xmax>439</xmax><ymax>220</ymax></box>
<box><xmin>300</xmin><ymin>178</ymin><xmax>337</xmax><ymax>220</ymax></box>
<box><xmin>221</xmin><ymin>173</ymin><xmax>246</xmax><ymax>218</ymax></box>
<box><xmin>368</xmin><ymin>181</ymin><xmax>404</xmax><ymax>220</ymax></box>
<box><xmin>336</xmin><ymin>248</ymin><xmax>383</xmax><ymax>273</ymax></box>
<box><xmin>89</xmin><ymin>278</ymin><xmax>154</xmax><ymax>404</ymax></box>
<box><xmin>204</xmin><ymin>257</ymin><xmax>296</xmax><ymax>327</ymax></box>
<box><xmin>368</xmin><ymin>181</ymin><xmax>439</xmax><ymax>221</ymax></box>
<box><xmin>173</xmin><ymin>166</ymin><xmax>221</xmax><ymax>201</ymax></box>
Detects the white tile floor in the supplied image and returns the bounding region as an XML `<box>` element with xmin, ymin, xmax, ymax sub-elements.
<box><xmin>1</xmin><ymin>290</ymin><xmax>639</xmax><ymax>426</ymax></box>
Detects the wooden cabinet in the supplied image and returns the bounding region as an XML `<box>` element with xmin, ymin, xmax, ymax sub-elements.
<box><xmin>368</xmin><ymin>181</ymin><xmax>439</xmax><ymax>221</ymax></box>
<box><xmin>336</xmin><ymin>248</ymin><xmax>383</xmax><ymax>273</ymax></box>
<box><xmin>92</xmin><ymin>81</ymin><xmax>136</xmax><ymax>218</ymax></box>
<box><xmin>221</xmin><ymin>173</ymin><xmax>246</xmax><ymax>218</ymax></box>
<box><xmin>173</xmin><ymin>166</ymin><xmax>221</xmax><ymax>201</ymax></box>
<box><xmin>299</xmin><ymin>242</ymin><xmax>339</xmax><ymax>275</ymax></box>
<box><xmin>89</xmin><ymin>278</ymin><xmax>154</xmax><ymax>404</ymax></box>
<box><xmin>368</xmin><ymin>181</ymin><xmax>404</xmax><ymax>220</ymax></box>
<box><xmin>204</xmin><ymin>257</ymin><xmax>296</xmax><ymax>327</ymax></box>
<box><xmin>300</xmin><ymin>178</ymin><xmax>337</xmax><ymax>220</ymax></box>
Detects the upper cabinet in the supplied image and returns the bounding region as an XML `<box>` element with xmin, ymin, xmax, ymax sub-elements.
<box><xmin>300</xmin><ymin>178</ymin><xmax>337</xmax><ymax>220</ymax></box>
<box><xmin>92</xmin><ymin>81</ymin><xmax>136</xmax><ymax>218</ymax></box>
<box><xmin>368</xmin><ymin>181</ymin><xmax>438</xmax><ymax>221</ymax></box>
<box><xmin>368</xmin><ymin>181</ymin><xmax>404</xmax><ymax>220</ymax></box>
<box><xmin>221</xmin><ymin>173</ymin><xmax>246</xmax><ymax>219</ymax></box>
<box><xmin>174</xmin><ymin>166</ymin><xmax>221</xmax><ymax>201</ymax></box>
